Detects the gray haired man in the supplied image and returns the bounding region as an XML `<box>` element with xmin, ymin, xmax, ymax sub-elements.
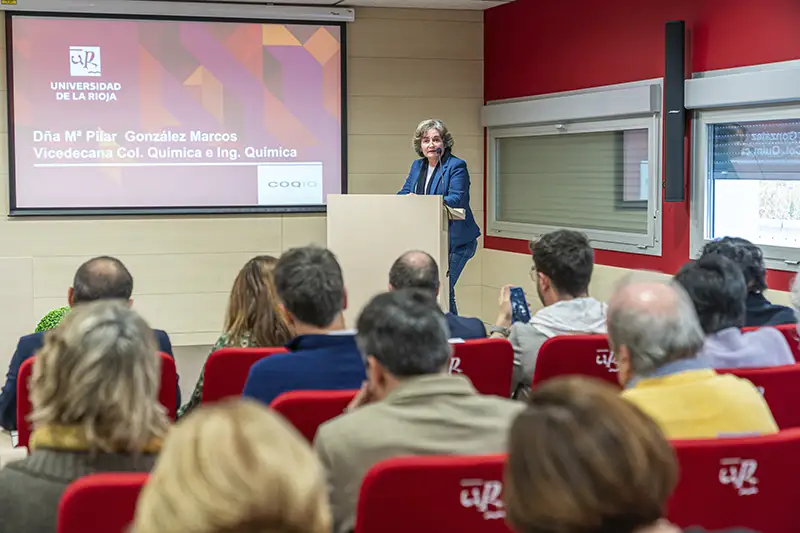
<box><xmin>613</xmin><ymin>278</ymin><xmax>776</xmax><ymax>440</ymax></box>
<box><xmin>314</xmin><ymin>289</ymin><xmax>522</xmax><ymax>533</ymax></box>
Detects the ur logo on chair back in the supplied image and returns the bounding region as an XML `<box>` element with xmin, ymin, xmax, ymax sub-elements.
<box><xmin>448</xmin><ymin>357</ymin><xmax>463</xmax><ymax>375</ymax></box>
<box><xmin>719</xmin><ymin>457</ymin><xmax>759</xmax><ymax>496</ymax></box>
<box><xmin>459</xmin><ymin>479</ymin><xmax>505</xmax><ymax>520</ymax></box>
<box><xmin>595</xmin><ymin>349</ymin><xmax>618</xmax><ymax>372</ymax></box>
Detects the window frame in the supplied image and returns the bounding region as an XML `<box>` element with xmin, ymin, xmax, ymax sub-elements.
<box><xmin>486</xmin><ymin>114</ymin><xmax>663</xmax><ymax>256</ymax></box>
<box><xmin>690</xmin><ymin>104</ymin><xmax>800</xmax><ymax>273</ymax></box>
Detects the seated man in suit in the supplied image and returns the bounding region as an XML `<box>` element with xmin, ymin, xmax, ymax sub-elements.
<box><xmin>0</xmin><ymin>256</ymin><xmax>179</xmax><ymax>430</ymax></box>
<box><xmin>314</xmin><ymin>289</ymin><xmax>524</xmax><ymax>533</ymax></box>
<box><xmin>242</xmin><ymin>246</ymin><xmax>366</xmax><ymax>406</ymax></box>
<box><xmin>388</xmin><ymin>250</ymin><xmax>485</xmax><ymax>340</ymax></box>
<box><xmin>614</xmin><ymin>278</ymin><xmax>777</xmax><ymax>439</ymax></box>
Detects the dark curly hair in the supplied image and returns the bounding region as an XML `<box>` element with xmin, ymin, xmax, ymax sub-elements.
<box><xmin>700</xmin><ymin>237</ymin><xmax>767</xmax><ymax>293</ymax></box>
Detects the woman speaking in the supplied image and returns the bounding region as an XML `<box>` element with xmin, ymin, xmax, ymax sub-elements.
<box><xmin>398</xmin><ymin>119</ymin><xmax>481</xmax><ymax>315</ymax></box>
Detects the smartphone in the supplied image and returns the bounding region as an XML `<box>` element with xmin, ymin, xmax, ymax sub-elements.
<box><xmin>509</xmin><ymin>286</ymin><xmax>531</xmax><ymax>324</ymax></box>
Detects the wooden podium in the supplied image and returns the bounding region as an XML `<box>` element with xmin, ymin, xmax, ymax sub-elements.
<box><xmin>327</xmin><ymin>194</ymin><xmax>451</xmax><ymax>326</ymax></box>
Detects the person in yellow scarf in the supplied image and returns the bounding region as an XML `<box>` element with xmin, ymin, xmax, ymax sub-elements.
<box><xmin>0</xmin><ymin>300</ymin><xmax>168</xmax><ymax>533</ymax></box>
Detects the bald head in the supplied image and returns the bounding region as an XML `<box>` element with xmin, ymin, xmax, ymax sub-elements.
<box><xmin>71</xmin><ymin>256</ymin><xmax>134</xmax><ymax>305</ymax></box>
<box><xmin>388</xmin><ymin>251</ymin><xmax>439</xmax><ymax>296</ymax></box>
<box><xmin>608</xmin><ymin>279</ymin><xmax>704</xmax><ymax>376</ymax></box>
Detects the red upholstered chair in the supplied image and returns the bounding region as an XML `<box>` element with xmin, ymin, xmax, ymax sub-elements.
<box><xmin>16</xmin><ymin>353</ymin><xmax>177</xmax><ymax>449</ymax></box>
<box><xmin>531</xmin><ymin>335</ymin><xmax>619</xmax><ymax>388</ymax></box>
<box><xmin>743</xmin><ymin>324</ymin><xmax>800</xmax><ymax>362</ymax></box>
<box><xmin>355</xmin><ymin>454</ymin><xmax>511</xmax><ymax>533</ymax></box>
<box><xmin>57</xmin><ymin>472</ymin><xmax>149</xmax><ymax>533</ymax></box>
<box><xmin>158</xmin><ymin>353</ymin><xmax>178</xmax><ymax>421</ymax></box>
<box><xmin>15</xmin><ymin>357</ymin><xmax>34</xmax><ymax>450</ymax></box>
<box><xmin>717</xmin><ymin>365</ymin><xmax>800</xmax><ymax>430</ymax></box>
<box><xmin>668</xmin><ymin>429</ymin><xmax>800</xmax><ymax>533</ymax></box>
<box><xmin>270</xmin><ymin>389</ymin><xmax>357</xmax><ymax>443</ymax></box>
<box><xmin>450</xmin><ymin>338</ymin><xmax>514</xmax><ymax>397</ymax></box>
<box><xmin>202</xmin><ymin>347</ymin><xmax>288</xmax><ymax>404</ymax></box>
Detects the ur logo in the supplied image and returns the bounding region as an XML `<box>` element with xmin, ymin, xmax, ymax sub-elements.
<box><xmin>70</xmin><ymin>46</ymin><xmax>101</xmax><ymax>77</ymax></box>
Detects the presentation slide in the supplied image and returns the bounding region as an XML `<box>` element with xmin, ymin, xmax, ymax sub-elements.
<box><xmin>8</xmin><ymin>15</ymin><xmax>344</xmax><ymax>214</ymax></box>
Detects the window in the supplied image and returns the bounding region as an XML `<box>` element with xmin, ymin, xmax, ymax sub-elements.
<box><xmin>692</xmin><ymin>106</ymin><xmax>800</xmax><ymax>271</ymax></box>
<box><xmin>487</xmin><ymin>113</ymin><xmax>662</xmax><ymax>256</ymax></box>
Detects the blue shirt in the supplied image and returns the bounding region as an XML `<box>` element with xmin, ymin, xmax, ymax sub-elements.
<box><xmin>242</xmin><ymin>333</ymin><xmax>366</xmax><ymax>406</ymax></box>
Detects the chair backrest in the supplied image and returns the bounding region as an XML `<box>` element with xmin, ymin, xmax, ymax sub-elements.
<box><xmin>532</xmin><ymin>334</ymin><xmax>619</xmax><ymax>387</ymax></box>
<box><xmin>270</xmin><ymin>389</ymin><xmax>357</xmax><ymax>443</ymax></box>
<box><xmin>743</xmin><ymin>324</ymin><xmax>800</xmax><ymax>362</ymax></box>
<box><xmin>16</xmin><ymin>353</ymin><xmax>177</xmax><ymax>449</ymax></box>
<box><xmin>158</xmin><ymin>353</ymin><xmax>178</xmax><ymax>420</ymax></box>
<box><xmin>57</xmin><ymin>472</ymin><xmax>149</xmax><ymax>533</ymax></box>
<box><xmin>15</xmin><ymin>357</ymin><xmax>34</xmax><ymax>449</ymax></box>
<box><xmin>668</xmin><ymin>429</ymin><xmax>800</xmax><ymax>533</ymax></box>
<box><xmin>202</xmin><ymin>347</ymin><xmax>288</xmax><ymax>404</ymax></box>
<box><xmin>717</xmin><ymin>365</ymin><xmax>800</xmax><ymax>429</ymax></box>
<box><xmin>450</xmin><ymin>338</ymin><xmax>514</xmax><ymax>397</ymax></box>
<box><xmin>355</xmin><ymin>454</ymin><xmax>511</xmax><ymax>533</ymax></box>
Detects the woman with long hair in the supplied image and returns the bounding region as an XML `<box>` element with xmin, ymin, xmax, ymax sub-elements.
<box><xmin>177</xmin><ymin>255</ymin><xmax>294</xmax><ymax>417</ymax></box>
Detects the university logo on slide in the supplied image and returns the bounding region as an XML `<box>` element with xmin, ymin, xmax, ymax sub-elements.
<box><xmin>69</xmin><ymin>46</ymin><xmax>101</xmax><ymax>77</ymax></box>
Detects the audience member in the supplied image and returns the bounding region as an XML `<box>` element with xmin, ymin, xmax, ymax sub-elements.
<box><xmin>315</xmin><ymin>289</ymin><xmax>523</xmax><ymax>533</ymax></box>
<box><xmin>389</xmin><ymin>250</ymin><xmax>485</xmax><ymax>340</ymax></box>
<box><xmin>178</xmin><ymin>255</ymin><xmax>294</xmax><ymax>417</ymax></box>
<box><xmin>505</xmin><ymin>377</ymin><xmax>680</xmax><ymax>533</ymax></box>
<box><xmin>242</xmin><ymin>246</ymin><xmax>365</xmax><ymax>406</ymax></box>
<box><xmin>675</xmin><ymin>255</ymin><xmax>793</xmax><ymax>368</ymax></box>
<box><xmin>132</xmin><ymin>400</ymin><xmax>330</xmax><ymax>533</ymax></box>
<box><xmin>490</xmin><ymin>230</ymin><xmax>607</xmax><ymax>395</ymax></box>
<box><xmin>702</xmin><ymin>237</ymin><xmax>796</xmax><ymax>327</ymax></box>
<box><xmin>0</xmin><ymin>256</ymin><xmax>179</xmax><ymax>430</ymax></box>
<box><xmin>610</xmin><ymin>278</ymin><xmax>777</xmax><ymax>439</ymax></box>
<box><xmin>505</xmin><ymin>377</ymin><xmax>758</xmax><ymax>533</ymax></box>
<box><xmin>0</xmin><ymin>301</ymin><xmax>168</xmax><ymax>533</ymax></box>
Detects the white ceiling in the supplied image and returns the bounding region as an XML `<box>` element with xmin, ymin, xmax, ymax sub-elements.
<box><xmin>185</xmin><ymin>0</ymin><xmax>513</xmax><ymax>9</ymax></box>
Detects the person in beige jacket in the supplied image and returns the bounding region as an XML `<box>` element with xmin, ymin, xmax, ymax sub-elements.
<box><xmin>314</xmin><ymin>289</ymin><xmax>524</xmax><ymax>533</ymax></box>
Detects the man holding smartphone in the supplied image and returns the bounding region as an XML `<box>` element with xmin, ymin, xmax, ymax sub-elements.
<box><xmin>490</xmin><ymin>230</ymin><xmax>608</xmax><ymax>396</ymax></box>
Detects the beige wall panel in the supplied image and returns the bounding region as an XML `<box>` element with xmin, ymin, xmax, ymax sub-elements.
<box><xmin>456</xmin><ymin>285</ymin><xmax>483</xmax><ymax>321</ymax></box>
<box><xmin>4</xmin><ymin>217</ymin><xmax>283</xmax><ymax>258</ymax></box>
<box><xmin>282</xmin><ymin>215</ymin><xmax>327</xmax><ymax>251</ymax></box>
<box><xmin>32</xmin><ymin>252</ymin><xmax>271</xmax><ymax>299</ymax></box>
<box><xmin>348</xmin><ymin>19</ymin><xmax>482</xmax><ymax>60</ymax></box>
<box><xmin>349</xmin><ymin>58</ymin><xmax>483</xmax><ymax>99</ymax></box>
<box><xmin>356</xmin><ymin>7</ymin><xmax>483</xmax><ymax>22</ymax></box>
<box><xmin>0</xmin><ymin>258</ymin><xmax>34</xmax><ymax>375</ymax></box>
<box><xmin>349</xmin><ymin>97</ymin><xmax>483</xmax><ymax>136</ymax></box>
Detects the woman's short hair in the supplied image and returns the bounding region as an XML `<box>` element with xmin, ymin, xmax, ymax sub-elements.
<box><xmin>30</xmin><ymin>300</ymin><xmax>168</xmax><ymax>453</ymax></box>
<box><xmin>132</xmin><ymin>399</ymin><xmax>331</xmax><ymax>533</ymax></box>
<box><xmin>505</xmin><ymin>377</ymin><xmax>677</xmax><ymax>533</ymax></box>
<box><xmin>412</xmin><ymin>118</ymin><xmax>455</xmax><ymax>157</ymax></box>
<box><xmin>224</xmin><ymin>255</ymin><xmax>294</xmax><ymax>347</ymax></box>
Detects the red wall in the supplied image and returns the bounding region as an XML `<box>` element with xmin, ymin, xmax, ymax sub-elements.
<box><xmin>483</xmin><ymin>0</ymin><xmax>800</xmax><ymax>290</ymax></box>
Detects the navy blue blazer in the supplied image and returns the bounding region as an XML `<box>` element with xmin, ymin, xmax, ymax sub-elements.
<box><xmin>242</xmin><ymin>333</ymin><xmax>366</xmax><ymax>407</ymax></box>
<box><xmin>446</xmin><ymin>313</ymin><xmax>486</xmax><ymax>340</ymax></box>
<box><xmin>398</xmin><ymin>151</ymin><xmax>481</xmax><ymax>250</ymax></box>
<box><xmin>0</xmin><ymin>329</ymin><xmax>179</xmax><ymax>431</ymax></box>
